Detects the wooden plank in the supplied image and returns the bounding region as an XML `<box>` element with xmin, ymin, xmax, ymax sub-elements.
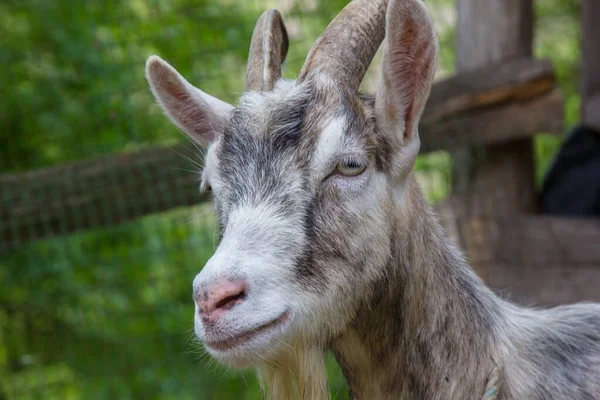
<box><xmin>0</xmin><ymin>144</ymin><xmax>208</xmax><ymax>251</ymax></box>
<box><xmin>421</xmin><ymin>87</ymin><xmax>563</xmax><ymax>153</ymax></box>
<box><xmin>460</xmin><ymin>215</ymin><xmax>600</xmax><ymax>266</ymax></box>
<box><xmin>420</xmin><ymin>58</ymin><xmax>563</xmax><ymax>154</ymax></box>
<box><xmin>453</xmin><ymin>0</ymin><xmax>537</xmax><ymax>216</ymax></box>
<box><xmin>484</xmin><ymin>262</ymin><xmax>600</xmax><ymax>307</ymax></box>
<box><xmin>435</xmin><ymin>211</ymin><xmax>600</xmax><ymax>306</ymax></box>
<box><xmin>424</xmin><ymin>58</ymin><xmax>555</xmax><ymax>121</ymax></box>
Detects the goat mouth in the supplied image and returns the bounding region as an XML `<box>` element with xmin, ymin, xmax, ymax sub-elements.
<box><xmin>204</xmin><ymin>311</ymin><xmax>290</xmax><ymax>351</ymax></box>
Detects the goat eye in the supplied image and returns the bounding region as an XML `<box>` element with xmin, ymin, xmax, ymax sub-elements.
<box><xmin>335</xmin><ymin>158</ymin><xmax>366</xmax><ymax>177</ymax></box>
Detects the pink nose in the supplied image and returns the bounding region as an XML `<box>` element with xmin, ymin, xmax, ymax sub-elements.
<box><xmin>195</xmin><ymin>280</ymin><xmax>247</xmax><ymax>317</ymax></box>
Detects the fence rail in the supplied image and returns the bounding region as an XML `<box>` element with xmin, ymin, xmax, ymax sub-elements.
<box><xmin>456</xmin><ymin>214</ymin><xmax>600</xmax><ymax>306</ymax></box>
<box><xmin>1</xmin><ymin>144</ymin><xmax>208</xmax><ymax>251</ymax></box>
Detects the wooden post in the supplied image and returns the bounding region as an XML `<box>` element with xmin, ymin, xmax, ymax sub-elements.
<box><xmin>453</xmin><ymin>0</ymin><xmax>537</xmax><ymax>216</ymax></box>
<box><xmin>582</xmin><ymin>0</ymin><xmax>600</xmax><ymax>131</ymax></box>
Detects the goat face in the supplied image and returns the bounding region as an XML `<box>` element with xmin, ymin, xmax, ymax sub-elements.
<box><xmin>145</xmin><ymin>0</ymin><xmax>438</xmax><ymax>369</ymax></box>
<box><xmin>193</xmin><ymin>79</ymin><xmax>397</xmax><ymax>367</ymax></box>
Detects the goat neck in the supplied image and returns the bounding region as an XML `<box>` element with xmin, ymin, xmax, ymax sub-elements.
<box><xmin>331</xmin><ymin>178</ymin><xmax>504</xmax><ymax>400</ymax></box>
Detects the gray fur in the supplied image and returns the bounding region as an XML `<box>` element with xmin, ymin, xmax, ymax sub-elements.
<box><xmin>205</xmin><ymin>77</ymin><xmax>600</xmax><ymax>399</ymax></box>
<box><xmin>330</xmin><ymin>179</ymin><xmax>600</xmax><ymax>399</ymax></box>
<box><xmin>144</xmin><ymin>0</ymin><xmax>600</xmax><ymax>398</ymax></box>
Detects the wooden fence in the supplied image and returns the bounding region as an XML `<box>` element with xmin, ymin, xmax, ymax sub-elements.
<box><xmin>440</xmin><ymin>0</ymin><xmax>600</xmax><ymax>307</ymax></box>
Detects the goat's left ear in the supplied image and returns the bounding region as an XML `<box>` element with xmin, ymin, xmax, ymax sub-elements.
<box><xmin>145</xmin><ymin>55</ymin><xmax>234</xmax><ymax>147</ymax></box>
<box><xmin>375</xmin><ymin>0</ymin><xmax>438</xmax><ymax>172</ymax></box>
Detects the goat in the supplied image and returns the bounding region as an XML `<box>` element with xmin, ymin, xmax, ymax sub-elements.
<box><xmin>144</xmin><ymin>0</ymin><xmax>600</xmax><ymax>398</ymax></box>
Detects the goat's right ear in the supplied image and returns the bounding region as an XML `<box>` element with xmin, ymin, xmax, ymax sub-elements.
<box><xmin>375</xmin><ymin>0</ymin><xmax>438</xmax><ymax>180</ymax></box>
<box><xmin>145</xmin><ymin>55</ymin><xmax>234</xmax><ymax>147</ymax></box>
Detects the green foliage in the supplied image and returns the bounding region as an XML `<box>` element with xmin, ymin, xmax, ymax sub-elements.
<box><xmin>0</xmin><ymin>0</ymin><xmax>584</xmax><ymax>398</ymax></box>
<box><xmin>0</xmin><ymin>0</ymin><xmax>255</xmax><ymax>172</ymax></box>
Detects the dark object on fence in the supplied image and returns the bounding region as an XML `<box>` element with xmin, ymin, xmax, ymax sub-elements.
<box><xmin>540</xmin><ymin>125</ymin><xmax>600</xmax><ymax>216</ymax></box>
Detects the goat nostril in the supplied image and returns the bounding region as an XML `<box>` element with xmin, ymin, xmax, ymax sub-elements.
<box><xmin>197</xmin><ymin>280</ymin><xmax>248</xmax><ymax>315</ymax></box>
<box><xmin>214</xmin><ymin>290</ymin><xmax>247</xmax><ymax>311</ymax></box>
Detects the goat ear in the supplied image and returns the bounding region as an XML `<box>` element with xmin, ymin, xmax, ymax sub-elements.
<box><xmin>375</xmin><ymin>0</ymin><xmax>438</xmax><ymax>148</ymax></box>
<box><xmin>145</xmin><ymin>55</ymin><xmax>234</xmax><ymax>147</ymax></box>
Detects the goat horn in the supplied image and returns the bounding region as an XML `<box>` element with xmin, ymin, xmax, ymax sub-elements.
<box><xmin>298</xmin><ymin>0</ymin><xmax>388</xmax><ymax>91</ymax></box>
<box><xmin>245</xmin><ymin>9</ymin><xmax>289</xmax><ymax>92</ymax></box>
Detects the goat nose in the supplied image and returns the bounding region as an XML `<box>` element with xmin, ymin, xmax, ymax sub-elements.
<box><xmin>195</xmin><ymin>280</ymin><xmax>247</xmax><ymax>317</ymax></box>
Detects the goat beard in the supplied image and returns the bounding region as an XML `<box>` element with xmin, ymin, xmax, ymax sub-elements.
<box><xmin>257</xmin><ymin>345</ymin><xmax>330</xmax><ymax>400</ymax></box>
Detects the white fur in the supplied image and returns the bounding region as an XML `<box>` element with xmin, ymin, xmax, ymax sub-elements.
<box><xmin>193</xmin><ymin>201</ymin><xmax>305</xmax><ymax>366</ymax></box>
<box><xmin>311</xmin><ymin>117</ymin><xmax>347</xmax><ymax>175</ymax></box>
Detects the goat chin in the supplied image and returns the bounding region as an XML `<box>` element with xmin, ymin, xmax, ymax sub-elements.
<box><xmin>258</xmin><ymin>346</ymin><xmax>329</xmax><ymax>400</ymax></box>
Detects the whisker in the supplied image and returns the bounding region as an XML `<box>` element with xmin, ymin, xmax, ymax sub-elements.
<box><xmin>169</xmin><ymin>147</ymin><xmax>204</xmax><ymax>170</ymax></box>
<box><xmin>174</xmin><ymin>125</ymin><xmax>205</xmax><ymax>156</ymax></box>
<box><xmin>169</xmin><ymin>166</ymin><xmax>202</xmax><ymax>175</ymax></box>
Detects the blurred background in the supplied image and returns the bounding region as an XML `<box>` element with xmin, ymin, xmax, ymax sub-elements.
<box><xmin>0</xmin><ymin>0</ymin><xmax>593</xmax><ymax>399</ymax></box>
